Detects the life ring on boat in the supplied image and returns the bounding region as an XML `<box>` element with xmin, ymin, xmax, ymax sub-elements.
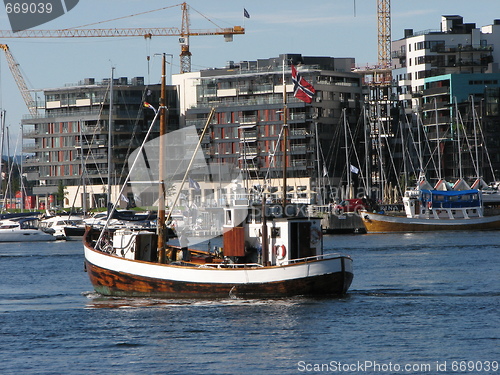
<box><xmin>274</xmin><ymin>244</ymin><xmax>287</xmax><ymax>260</ymax></box>
<box><xmin>310</xmin><ymin>227</ymin><xmax>322</xmax><ymax>244</ymax></box>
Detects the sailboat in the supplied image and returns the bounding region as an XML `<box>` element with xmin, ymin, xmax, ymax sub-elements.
<box><xmin>82</xmin><ymin>58</ymin><xmax>353</xmax><ymax>298</ymax></box>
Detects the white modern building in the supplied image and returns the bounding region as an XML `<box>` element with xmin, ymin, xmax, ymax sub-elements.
<box><xmin>392</xmin><ymin>15</ymin><xmax>500</xmax><ymax>110</ymax></box>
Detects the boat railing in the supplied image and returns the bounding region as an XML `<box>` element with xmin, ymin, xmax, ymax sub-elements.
<box><xmin>199</xmin><ymin>263</ymin><xmax>264</xmax><ymax>269</ymax></box>
<box><xmin>284</xmin><ymin>252</ymin><xmax>350</xmax><ymax>265</ymax></box>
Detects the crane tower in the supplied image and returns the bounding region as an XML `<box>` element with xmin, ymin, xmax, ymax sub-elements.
<box><xmin>0</xmin><ymin>44</ymin><xmax>37</xmax><ymax>116</ymax></box>
<box><xmin>377</xmin><ymin>0</ymin><xmax>391</xmax><ymax>70</ymax></box>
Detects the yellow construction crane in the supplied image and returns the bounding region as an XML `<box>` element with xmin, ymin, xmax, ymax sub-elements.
<box><xmin>0</xmin><ymin>2</ymin><xmax>245</xmax><ymax>74</ymax></box>
<box><xmin>353</xmin><ymin>0</ymin><xmax>391</xmax><ymax>69</ymax></box>
<box><xmin>0</xmin><ymin>44</ymin><xmax>37</xmax><ymax>116</ymax></box>
<box><xmin>377</xmin><ymin>0</ymin><xmax>391</xmax><ymax>71</ymax></box>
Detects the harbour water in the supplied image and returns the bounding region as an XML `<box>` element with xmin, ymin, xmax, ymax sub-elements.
<box><xmin>0</xmin><ymin>232</ymin><xmax>498</xmax><ymax>374</ymax></box>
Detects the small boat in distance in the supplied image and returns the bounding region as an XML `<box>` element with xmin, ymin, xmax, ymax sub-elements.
<box><xmin>40</xmin><ymin>215</ymin><xmax>86</xmax><ymax>240</ymax></box>
<box><xmin>361</xmin><ymin>186</ymin><xmax>500</xmax><ymax>232</ymax></box>
<box><xmin>0</xmin><ymin>216</ymin><xmax>55</xmax><ymax>242</ymax></box>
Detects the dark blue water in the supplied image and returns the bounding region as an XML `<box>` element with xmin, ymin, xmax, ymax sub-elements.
<box><xmin>0</xmin><ymin>232</ymin><xmax>498</xmax><ymax>375</ymax></box>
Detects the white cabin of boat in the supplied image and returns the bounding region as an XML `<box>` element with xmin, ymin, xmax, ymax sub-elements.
<box><xmin>221</xmin><ymin>198</ymin><xmax>323</xmax><ymax>267</ymax></box>
<box><xmin>96</xmin><ymin>196</ymin><xmax>323</xmax><ymax>268</ymax></box>
<box><xmin>403</xmin><ymin>188</ymin><xmax>483</xmax><ymax>220</ymax></box>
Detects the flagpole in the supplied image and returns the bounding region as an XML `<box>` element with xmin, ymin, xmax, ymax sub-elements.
<box><xmin>282</xmin><ymin>59</ymin><xmax>288</xmax><ymax>215</ymax></box>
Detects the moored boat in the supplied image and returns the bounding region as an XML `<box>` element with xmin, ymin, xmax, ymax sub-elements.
<box><xmin>0</xmin><ymin>216</ymin><xmax>56</xmax><ymax>242</ymax></box>
<box><xmin>361</xmin><ymin>187</ymin><xmax>500</xmax><ymax>232</ymax></box>
<box><xmin>40</xmin><ymin>215</ymin><xmax>86</xmax><ymax>240</ymax></box>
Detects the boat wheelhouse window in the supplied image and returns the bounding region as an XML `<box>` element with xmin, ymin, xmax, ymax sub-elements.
<box><xmin>247</xmin><ymin>207</ymin><xmax>261</xmax><ymax>224</ymax></box>
<box><xmin>20</xmin><ymin>220</ymin><xmax>38</xmax><ymax>229</ymax></box>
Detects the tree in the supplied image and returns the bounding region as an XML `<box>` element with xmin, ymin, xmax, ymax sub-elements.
<box><xmin>55</xmin><ymin>180</ymin><xmax>67</xmax><ymax>208</ymax></box>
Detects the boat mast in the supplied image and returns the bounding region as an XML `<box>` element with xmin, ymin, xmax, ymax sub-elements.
<box><xmin>471</xmin><ymin>95</ymin><xmax>480</xmax><ymax>180</ymax></box>
<box><xmin>20</xmin><ymin>124</ymin><xmax>23</xmax><ymax>211</ymax></box>
<box><xmin>454</xmin><ymin>98</ymin><xmax>463</xmax><ymax>181</ymax></box>
<box><xmin>314</xmin><ymin>119</ymin><xmax>323</xmax><ymax>205</ymax></box>
<box><xmin>79</xmin><ymin>120</ymin><xmax>88</xmax><ymax>214</ymax></box>
<box><xmin>158</xmin><ymin>54</ymin><xmax>168</xmax><ymax>263</ymax></box>
<box><xmin>363</xmin><ymin>105</ymin><xmax>371</xmax><ymax>196</ymax></box>
<box><xmin>343</xmin><ymin>108</ymin><xmax>351</xmax><ymax>199</ymax></box>
<box><xmin>0</xmin><ymin>111</ymin><xmax>4</xmax><ymax>210</ymax></box>
<box><xmin>434</xmin><ymin>98</ymin><xmax>442</xmax><ymax>181</ymax></box>
<box><xmin>282</xmin><ymin>60</ymin><xmax>288</xmax><ymax>214</ymax></box>
<box><xmin>107</xmin><ymin>67</ymin><xmax>114</xmax><ymax>213</ymax></box>
<box><xmin>416</xmin><ymin>111</ymin><xmax>425</xmax><ymax>181</ymax></box>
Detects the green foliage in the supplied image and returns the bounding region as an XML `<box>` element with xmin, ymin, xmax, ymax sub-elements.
<box><xmin>56</xmin><ymin>180</ymin><xmax>67</xmax><ymax>206</ymax></box>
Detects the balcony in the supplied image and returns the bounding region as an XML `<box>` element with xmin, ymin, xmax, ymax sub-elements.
<box><xmin>392</xmin><ymin>50</ymin><xmax>406</xmax><ymax>59</ymax></box>
<box><xmin>240</xmin><ymin>146</ymin><xmax>257</xmax><ymax>155</ymax></box>
<box><xmin>422</xmin><ymin>116</ymin><xmax>451</xmax><ymax>126</ymax></box>
<box><xmin>239</xmin><ymin>115</ymin><xmax>257</xmax><ymax>125</ymax></box>
<box><xmin>422</xmin><ymin>86</ymin><xmax>450</xmax><ymax>97</ymax></box>
<box><xmin>432</xmin><ymin>44</ymin><xmax>493</xmax><ymax>53</ymax></box>
<box><xmin>290</xmin><ymin>128</ymin><xmax>310</xmax><ymax>137</ymax></box>
<box><xmin>240</xmin><ymin>130</ymin><xmax>257</xmax><ymax>140</ymax></box>
<box><xmin>422</xmin><ymin>101</ymin><xmax>451</xmax><ymax>111</ymax></box>
<box><xmin>290</xmin><ymin>144</ymin><xmax>307</xmax><ymax>154</ymax></box>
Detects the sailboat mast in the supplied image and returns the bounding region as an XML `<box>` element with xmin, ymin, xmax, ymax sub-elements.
<box><xmin>343</xmin><ymin>108</ymin><xmax>351</xmax><ymax>199</ymax></box>
<box><xmin>363</xmin><ymin>105</ymin><xmax>371</xmax><ymax>196</ymax></box>
<box><xmin>314</xmin><ymin>120</ymin><xmax>323</xmax><ymax>205</ymax></box>
<box><xmin>79</xmin><ymin>120</ymin><xmax>88</xmax><ymax>214</ymax></box>
<box><xmin>107</xmin><ymin>67</ymin><xmax>114</xmax><ymax>212</ymax></box>
<box><xmin>0</xmin><ymin>111</ymin><xmax>4</xmax><ymax>208</ymax></box>
<box><xmin>158</xmin><ymin>54</ymin><xmax>167</xmax><ymax>263</ymax></box>
<box><xmin>471</xmin><ymin>96</ymin><xmax>480</xmax><ymax>180</ymax></box>
<box><xmin>434</xmin><ymin>98</ymin><xmax>442</xmax><ymax>181</ymax></box>
<box><xmin>454</xmin><ymin>98</ymin><xmax>463</xmax><ymax>181</ymax></box>
<box><xmin>282</xmin><ymin>60</ymin><xmax>288</xmax><ymax>213</ymax></box>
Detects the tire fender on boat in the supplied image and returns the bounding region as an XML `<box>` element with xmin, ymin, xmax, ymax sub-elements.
<box><xmin>274</xmin><ymin>244</ymin><xmax>286</xmax><ymax>260</ymax></box>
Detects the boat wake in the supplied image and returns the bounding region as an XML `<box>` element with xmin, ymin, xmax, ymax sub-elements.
<box><xmin>351</xmin><ymin>288</ymin><xmax>500</xmax><ymax>298</ymax></box>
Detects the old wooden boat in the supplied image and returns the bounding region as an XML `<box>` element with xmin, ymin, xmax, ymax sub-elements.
<box><xmin>361</xmin><ymin>188</ymin><xmax>500</xmax><ymax>232</ymax></box>
<box><xmin>83</xmin><ymin>58</ymin><xmax>352</xmax><ymax>298</ymax></box>
<box><xmin>83</xmin><ymin>207</ymin><xmax>353</xmax><ymax>298</ymax></box>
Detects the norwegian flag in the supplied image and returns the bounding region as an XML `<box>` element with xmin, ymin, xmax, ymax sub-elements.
<box><xmin>291</xmin><ymin>65</ymin><xmax>316</xmax><ymax>103</ymax></box>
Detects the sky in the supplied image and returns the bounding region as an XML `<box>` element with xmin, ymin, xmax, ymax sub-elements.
<box><xmin>0</xmin><ymin>0</ymin><xmax>498</xmax><ymax>149</ymax></box>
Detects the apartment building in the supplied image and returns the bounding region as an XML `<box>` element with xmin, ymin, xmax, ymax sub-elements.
<box><xmin>22</xmin><ymin>77</ymin><xmax>178</xmax><ymax>209</ymax></box>
<box><xmin>419</xmin><ymin>73</ymin><xmax>500</xmax><ymax>182</ymax></box>
<box><xmin>389</xmin><ymin>15</ymin><xmax>500</xmax><ymax>186</ymax></box>
<box><xmin>173</xmin><ymin>54</ymin><xmax>364</xmax><ymax>203</ymax></box>
<box><xmin>392</xmin><ymin>15</ymin><xmax>500</xmax><ymax>110</ymax></box>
